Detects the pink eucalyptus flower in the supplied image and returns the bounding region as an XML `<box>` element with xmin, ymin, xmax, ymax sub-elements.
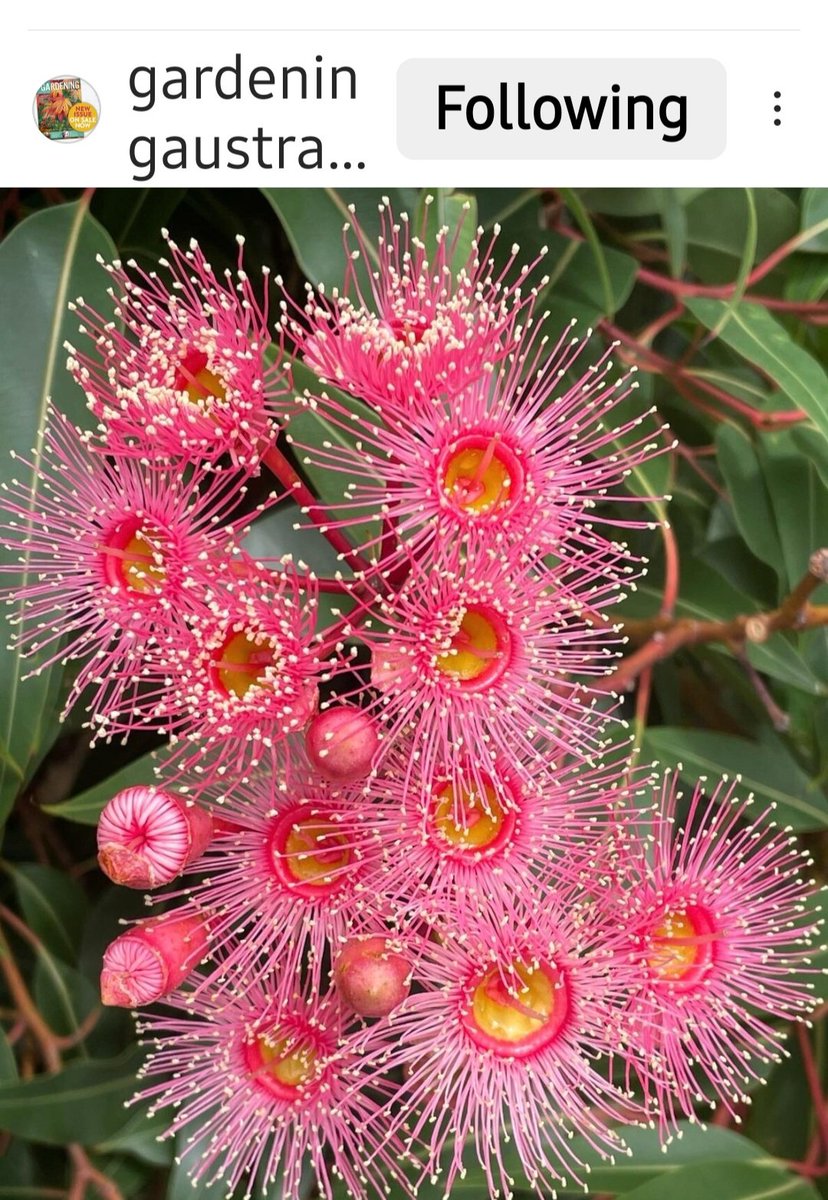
<box><xmin>281</xmin><ymin>196</ymin><xmax>547</xmax><ymax>408</ymax></box>
<box><xmin>134</xmin><ymin>567</ymin><xmax>320</xmax><ymax>781</ymax></box>
<box><xmin>368</xmin><ymin>742</ymin><xmax>647</xmax><ymax>919</ymax></box>
<box><xmin>351</xmin><ymin>539</ymin><xmax>626</xmax><ymax>799</ymax></box>
<box><xmin>133</xmin><ymin>975</ymin><xmax>413</xmax><ymax>1200</ymax></box>
<box><xmin>0</xmin><ymin>408</ymin><xmax>266</xmax><ymax>730</ymax></box>
<box><xmin>149</xmin><ymin>769</ymin><xmax>384</xmax><ymax>996</ymax></box>
<box><xmin>67</xmin><ymin>232</ymin><xmax>291</xmax><ymax>468</ymax></box>
<box><xmin>348</xmin><ymin>898</ymin><xmax>641</xmax><ymax>1198</ymax></box>
<box><xmin>293</xmin><ymin>318</ymin><xmax>667</xmax><ymax>568</ymax></box>
<box><xmin>615</xmin><ymin>773</ymin><xmax>822</xmax><ymax>1130</ymax></box>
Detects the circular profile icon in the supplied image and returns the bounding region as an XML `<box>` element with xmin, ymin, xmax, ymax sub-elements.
<box><xmin>34</xmin><ymin>76</ymin><xmax>100</xmax><ymax>142</ymax></box>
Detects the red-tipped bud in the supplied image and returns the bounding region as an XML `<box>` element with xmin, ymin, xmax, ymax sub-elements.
<box><xmin>334</xmin><ymin>935</ymin><xmax>412</xmax><ymax>1018</ymax></box>
<box><xmin>305</xmin><ymin>706</ymin><xmax>380</xmax><ymax>784</ymax></box>
<box><xmin>100</xmin><ymin>909</ymin><xmax>210</xmax><ymax>1007</ymax></box>
<box><xmin>97</xmin><ymin>786</ymin><xmax>213</xmax><ymax>888</ymax></box>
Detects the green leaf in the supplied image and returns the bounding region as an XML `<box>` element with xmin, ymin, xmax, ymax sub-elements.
<box><xmin>96</xmin><ymin>1106</ymin><xmax>174</xmax><ymax>1167</ymax></box>
<box><xmin>715</xmin><ymin>424</ymin><xmax>785</xmax><ymax>584</ymax></box>
<box><xmin>0</xmin><ymin>1049</ymin><xmax>142</xmax><ymax>1146</ymax></box>
<box><xmin>685</xmin><ymin>189</ymin><xmax>798</xmax><ymax>261</ymax></box>
<box><xmin>33</xmin><ymin>957</ymin><xmax>98</xmax><ymax>1043</ymax></box>
<box><xmin>567</xmin><ymin>1123</ymin><xmax>773</xmax><ymax>1194</ymax></box>
<box><xmin>243</xmin><ymin>503</ymin><xmax>343</xmax><ymax>575</ymax></box>
<box><xmin>706</xmin><ymin>188</ymin><xmax>758</xmax><ymax>340</ymax></box>
<box><xmin>8</xmin><ymin>863</ymin><xmax>88</xmax><ymax>962</ymax></box>
<box><xmin>262</xmin><ymin>187</ymin><xmax>418</xmax><ymax>289</ymax></box>
<box><xmin>0</xmin><ymin>200</ymin><xmax>118</xmax><ymax>830</ymax></box>
<box><xmin>472</xmin><ymin>187</ymin><xmax>540</xmax><ymax>229</ymax></box>
<box><xmin>746</xmin><ymin>1037</ymin><xmax>811</xmax><ymax>1161</ymax></box>
<box><xmin>759</xmin><ymin>429</ymin><xmax>828</xmax><ymax>594</ymax></box>
<box><xmin>800</xmin><ymin>189</ymin><xmax>828</xmax><ymax>252</ymax></box>
<box><xmin>561</xmin><ymin>188</ymin><xmax>617</xmax><ymax>318</ymax></box>
<box><xmin>0</xmin><ymin>1026</ymin><xmax>17</xmax><ymax>1083</ymax></box>
<box><xmin>44</xmin><ymin>747</ymin><xmax>164</xmax><ymax>826</ymax></box>
<box><xmin>575</xmin><ymin>188</ymin><xmax>707</xmax><ymax>218</ymax></box>
<box><xmin>658</xmin><ymin>188</ymin><xmax>688</xmax><ymax>277</ymax></box>
<box><xmin>284</xmin><ymin>357</ymin><xmax>382</xmax><ymax>532</ymax></box>
<box><xmin>622</xmin><ymin>1161</ymin><xmax>820</xmax><ymax>1200</ymax></box>
<box><xmin>333</xmin><ymin>1123</ymin><xmax>770</xmax><ymax>1199</ymax></box>
<box><xmin>686</xmin><ymin>299</ymin><xmax>828</xmax><ymax>442</ymax></box>
<box><xmin>495</xmin><ymin>200</ymin><xmax>637</xmax><ymax>327</ymax></box>
<box><xmin>641</xmin><ymin>727</ymin><xmax>828</xmax><ymax>830</ymax></box>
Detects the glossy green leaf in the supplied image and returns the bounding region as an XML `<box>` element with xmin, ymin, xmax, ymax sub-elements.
<box><xmin>684</xmin><ymin>189</ymin><xmax>798</xmax><ymax>261</ymax></box>
<box><xmin>686</xmin><ymin>299</ymin><xmax>828</xmax><ymax>442</ymax></box>
<box><xmin>760</xmin><ymin>429</ymin><xmax>828</xmax><ymax>594</ymax></box>
<box><xmin>567</xmin><ymin>1123</ymin><xmax>774</xmax><ymax>1194</ymax></box>
<box><xmin>262</xmin><ymin>187</ymin><xmax>418</xmax><ymax>289</ymax></box>
<box><xmin>8</xmin><ymin>863</ymin><xmax>88</xmax><ymax>962</ymax></box>
<box><xmin>715</xmin><ymin>423</ymin><xmax>785</xmax><ymax>583</ymax></box>
<box><xmin>575</xmin><ymin>187</ymin><xmax>707</xmax><ymax>217</ymax></box>
<box><xmin>96</xmin><ymin>1106</ymin><xmax>174</xmax><ymax>1167</ymax></box>
<box><xmin>561</xmin><ymin>188</ymin><xmax>617</xmax><ymax>318</ymax></box>
<box><xmin>800</xmin><ymin>189</ymin><xmax>828</xmax><ymax>252</ymax></box>
<box><xmin>658</xmin><ymin>187</ymin><xmax>689</xmax><ymax>277</ymax></box>
<box><xmin>746</xmin><ymin>1037</ymin><xmax>811</xmax><ymax>1161</ymax></box>
<box><xmin>33</xmin><ymin>956</ymin><xmax>98</xmax><ymax>1043</ymax></box>
<box><xmin>642</xmin><ymin>727</ymin><xmax>828</xmax><ymax>830</ymax></box>
<box><xmin>494</xmin><ymin>199</ymin><xmax>637</xmax><ymax>327</ymax></box>
<box><xmin>0</xmin><ymin>1049</ymin><xmax>142</xmax><ymax>1145</ymax></box>
<box><xmin>472</xmin><ymin>187</ymin><xmax>540</xmax><ymax>228</ymax></box>
<box><xmin>44</xmin><ymin>747</ymin><xmax>165</xmax><ymax>826</ymax></box>
<box><xmin>622</xmin><ymin>1160</ymin><xmax>819</xmax><ymax>1200</ymax></box>
<box><xmin>0</xmin><ymin>1027</ymin><xmax>17</xmax><ymax>1083</ymax></box>
<box><xmin>0</xmin><ymin>200</ymin><xmax>118</xmax><ymax>830</ymax></box>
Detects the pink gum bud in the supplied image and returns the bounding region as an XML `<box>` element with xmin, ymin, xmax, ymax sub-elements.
<box><xmin>305</xmin><ymin>706</ymin><xmax>380</xmax><ymax>784</ymax></box>
<box><xmin>97</xmin><ymin>786</ymin><xmax>213</xmax><ymax>888</ymax></box>
<box><xmin>334</xmin><ymin>935</ymin><xmax>412</xmax><ymax>1018</ymax></box>
<box><xmin>100</xmin><ymin>910</ymin><xmax>210</xmax><ymax>1007</ymax></box>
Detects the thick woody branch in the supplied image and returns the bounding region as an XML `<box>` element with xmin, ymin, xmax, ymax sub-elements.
<box><xmin>598</xmin><ymin>551</ymin><xmax>828</xmax><ymax>693</ymax></box>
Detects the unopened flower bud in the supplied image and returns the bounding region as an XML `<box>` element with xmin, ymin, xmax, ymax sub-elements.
<box><xmin>305</xmin><ymin>707</ymin><xmax>380</xmax><ymax>784</ymax></box>
<box><xmin>100</xmin><ymin>909</ymin><xmax>210</xmax><ymax>1007</ymax></box>
<box><xmin>97</xmin><ymin>786</ymin><xmax>213</xmax><ymax>888</ymax></box>
<box><xmin>334</xmin><ymin>935</ymin><xmax>412</xmax><ymax>1018</ymax></box>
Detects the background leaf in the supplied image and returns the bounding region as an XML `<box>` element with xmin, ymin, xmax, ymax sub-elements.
<box><xmin>0</xmin><ymin>200</ymin><xmax>117</xmax><ymax>833</ymax></box>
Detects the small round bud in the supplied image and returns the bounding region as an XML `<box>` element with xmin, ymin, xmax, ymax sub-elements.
<box><xmin>335</xmin><ymin>935</ymin><xmax>412</xmax><ymax>1018</ymax></box>
<box><xmin>305</xmin><ymin>707</ymin><xmax>379</xmax><ymax>784</ymax></box>
<box><xmin>97</xmin><ymin>786</ymin><xmax>213</xmax><ymax>888</ymax></box>
<box><xmin>100</xmin><ymin>909</ymin><xmax>210</xmax><ymax>1007</ymax></box>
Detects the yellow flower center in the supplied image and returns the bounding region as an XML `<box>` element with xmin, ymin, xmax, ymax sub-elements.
<box><xmin>464</xmin><ymin>960</ymin><xmax>568</xmax><ymax>1056</ymax></box>
<box><xmin>101</xmin><ymin>521</ymin><xmax>168</xmax><ymax>597</ymax></box>
<box><xmin>443</xmin><ymin>441</ymin><xmax>513</xmax><ymax>514</ymax></box>
<box><xmin>434</xmin><ymin>607</ymin><xmax>509</xmax><ymax>686</ymax></box>
<box><xmin>213</xmin><ymin>630</ymin><xmax>279</xmax><ymax>699</ymax></box>
<box><xmin>647</xmin><ymin>906</ymin><xmax>715</xmax><ymax>988</ymax></box>
<box><xmin>269</xmin><ymin>807</ymin><xmax>352</xmax><ymax>898</ymax></box>
<box><xmin>433</xmin><ymin>781</ymin><xmax>507</xmax><ymax>852</ymax></box>
<box><xmin>121</xmin><ymin>529</ymin><xmax>166</xmax><ymax>594</ymax></box>
<box><xmin>174</xmin><ymin>349</ymin><xmax>227</xmax><ymax>410</ymax></box>
<box><xmin>283</xmin><ymin>818</ymin><xmax>351</xmax><ymax>887</ymax></box>
<box><xmin>244</xmin><ymin>1029</ymin><xmax>321</xmax><ymax>1100</ymax></box>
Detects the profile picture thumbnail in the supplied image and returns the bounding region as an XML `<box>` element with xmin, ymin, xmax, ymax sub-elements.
<box><xmin>34</xmin><ymin>76</ymin><xmax>100</xmax><ymax>141</ymax></box>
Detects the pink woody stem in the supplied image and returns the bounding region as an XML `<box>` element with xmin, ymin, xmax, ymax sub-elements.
<box><xmin>261</xmin><ymin>444</ymin><xmax>372</xmax><ymax>578</ymax></box>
